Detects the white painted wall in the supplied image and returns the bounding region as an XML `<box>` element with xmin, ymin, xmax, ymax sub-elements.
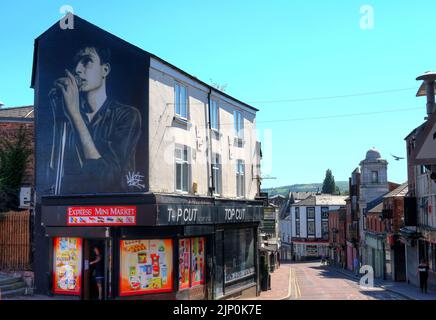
<box><xmin>291</xmin><ymin>204</ymin><xmax>342</xmax><ymax>239</ymax></box>
<box><xmin>148</xmin><ymin>58</ymin><xmax>260</xmax><ymax>199</ymax></box>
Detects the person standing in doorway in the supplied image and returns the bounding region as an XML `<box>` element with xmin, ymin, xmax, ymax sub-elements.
<box><xmin>90</xmin><ymin>246</ymin><xmax>104</xmax><ymax>300</ymax></box>
<box><xmin>417</xmin><ymin>260</ymin><xmax>429</xmax><ymax>294</ymax></box>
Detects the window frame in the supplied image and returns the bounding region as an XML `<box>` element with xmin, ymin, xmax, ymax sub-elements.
<box><xmin>175</xmin><ymin>145</ymin><xmax>191</xmax><ymax>193</ymax></box>
<box><xmin>236</xmin><ymin>159</ymin><xmax>245</xmax><ymax>198</ymax></box>
<box><xmin>321</xmin><ymin>207</ymin><xmax>329</xmax><ymax>239</ymax></box>
<box><xmin>234</xmin><ymin>110</ymin><xmax>244</xmax><ymax>140</ymax></box>
<box><xmin>174</xmin><ymin>82</ymin><xmax>189</xmax><ymax>120</ymax></box>
<box><xmin>212</xmin><ymin>153</ymin><xmax>222</xmax><ymax>196</ymax></box>
<box><xmin>210</xmin><ymin>99</ymin><xmax>220</xmax><ymax>131</ymax></box>
<box><xmin>371</xmin><ymin>170</ymin><xmax>379</xmax><ymax>184</ymax></box>
<box><xmin>307</xmin><ymin>207</ymin><xmax>315</xmax><ymax>237</ymax></box>
<box><xmin>295</xmin><ymin>207</ymin><xmax>300</xmax><ymax>237</ymax></box>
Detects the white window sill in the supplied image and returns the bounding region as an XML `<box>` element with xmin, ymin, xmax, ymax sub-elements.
<box><xmin>175</xmin><ymin>190</ymin><xmax>190</xmax><ymax>195</ymax></box>
<box><xmin>173</xmin><ymin>116</ymin><xmax>191</xmax><ymax>128</ymax></box>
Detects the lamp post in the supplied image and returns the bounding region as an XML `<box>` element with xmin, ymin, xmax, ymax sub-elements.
<box><xmin>416</xmin><ymin>71</ymin><xmax>436</xmax><ymax>117</ymax></box>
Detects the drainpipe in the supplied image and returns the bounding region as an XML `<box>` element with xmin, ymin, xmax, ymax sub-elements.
<box><xmin>207</xmin><ymin>89</ymin><xmax>215</xmax><ymax>197</ymax></box>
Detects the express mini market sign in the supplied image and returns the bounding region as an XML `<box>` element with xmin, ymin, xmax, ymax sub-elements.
<box><xmin>67</xmin><ymin>206</ymin><xmax>137</xmax><ymax>226</ymax></box>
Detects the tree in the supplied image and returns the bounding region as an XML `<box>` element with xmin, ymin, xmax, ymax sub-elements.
<box><xmin>321</xmin><ymin>169</ymin><xmax>337</xmax><ymax>195</ymax></box>
<box><xmin>0</xmin><ymin>127</ymin><xmax>32</xmax><ymax>211</ymax></box>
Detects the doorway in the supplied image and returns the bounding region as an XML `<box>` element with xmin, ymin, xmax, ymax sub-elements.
<box><xmin>83</xmin><ymin>239</ymin><xmax>111</xmax><ymax>300</ymax></box>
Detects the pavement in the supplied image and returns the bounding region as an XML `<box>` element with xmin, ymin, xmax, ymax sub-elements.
<box><xmin>327</xmin><ymin>263</ymin><xmax>436</xmax><ymax>300</ymax></box>
<box><xmin>247</xmin><ymin>261</ymin><xmax>436</xmax><ymax>300</ymax></box>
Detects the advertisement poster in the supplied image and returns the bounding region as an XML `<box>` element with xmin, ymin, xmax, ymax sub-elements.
<box><xmin>67</xmin><ymin>206</ymin><xmax>136</xmax><ymax>226</ymax></box>
<box><xmin>53</xmin><ymin>237</ymin><xmax>82</xmax><ymax>295</ymax></box>
<box><xmin>120</xmin><ymin>239</ymin><xmax>173</xmax><ymax>296</ymax></box>
<box><xmin>191</xmin><ymin>237</ymin><xmax>205</xmax><ymax>286</ymax></box>
<box><xmin>178</xmin><ymin>239</ymin><xmax>191</xmax><ymax>290</ymax></box>
<box><xmin>34</xmin><ymin>16</ymin><xmax>149</xmax><ymax>196</ymax></box>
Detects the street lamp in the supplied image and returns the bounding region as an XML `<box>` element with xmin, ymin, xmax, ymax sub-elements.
<box><xmin>416</xmin><ymin>71</ymin><xmax>436</xmax><ymax>116</ymax></box>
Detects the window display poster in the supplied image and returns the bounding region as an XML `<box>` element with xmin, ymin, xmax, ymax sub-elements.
<box><xmin>191</xmin><ymin>237</ymin><xmax>205</xmax><ymax>286</ymax></box>
<box><xmin>120</xmin><ymin>239</ymin><xmax>173</xmax><ymax>296</ymax></box>
<box><xmin>179</xmin><ymin>239</ymin><xmax>191</xmax><ymax>290</ymax></box>
<box><xmin>53</xmin><ymin>237</ymin><xmax>82</xmax><ymax>295</ymax></box>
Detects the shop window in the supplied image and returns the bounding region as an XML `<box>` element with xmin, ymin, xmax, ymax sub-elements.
<box><xmin>178</xmin><ymin>239</ymin><xmax>191</xmax><ymax>290</ymax></box>
<box><xmin>214</xmin><ymin>231</ymin><xmax>224</xmax><ymax>298</ymax></box>
<box><xmin>178</xmin><ymin>237</ymin><xmax>205</xmax><ymax>290</ymax></box>
<box><xmin>224</xmin><ymin>228</ymin><xmax>255</xmax><ymax>284</ymax></box>
<box><xmin>53</xmin><ymin>237</ymin><xmax>82</xmax><ymax>295</ymax></box>
<box><xmin>431</xmin><ymin>243</ymin><xmax>436</xmax><ymax>272</ymax></box>
<box><xmin>175</xmin><ymin>145</ymin><xmax>190</xmax><ymax>192</ymax></box>
<box><xmin>119</xmin><ymin>239</ymin><xmax>173</xmax><ymax>296</ymax></box>
<box><xmin>175</xmin><ymin>82</ymin><xmax>188</xmax><ymax>119</ymax></box>
<box><xmin>191</xmin><ymin>237</ymin><xmax>205</xmax><ymax>286</ymax></box>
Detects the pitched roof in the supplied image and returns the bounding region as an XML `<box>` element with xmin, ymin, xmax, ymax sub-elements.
<box><xmin>366</xmin><ymin>194</ymin><xmax>386</xmax><ymax>212</ymax></box>
<box><xmin>292</xmin><ymin>194</ymin><xmax>347</xmax><ymax>207</ymax></box>
<box><xmin>270</xmin><ymin>194</ymin><xmax>286</xmax><ymax>200</ymax></box>
<box><xmin>368</xmin><ymin>202</ymin><xmax>383</xmax><ymax>214</ymax></box>
<box><xmin>0</xmin><ymin>106</ymin><xmax>34</xmax><ymax>118</ymax></box>
<box><xmin>383</xmin><ymin>182</ymin><xmax>408</xmax><ymax>198</ymax></box>
<box><xmin>288</xmin><ymin>192</ymin><xmax>317</xmax><ymax>201</ymax></box>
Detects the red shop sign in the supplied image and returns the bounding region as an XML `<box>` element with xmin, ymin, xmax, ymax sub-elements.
<box><xmin>67</xmin><ymin>206</ymin><xmax>137</xmax><ymax>226</ymax></box>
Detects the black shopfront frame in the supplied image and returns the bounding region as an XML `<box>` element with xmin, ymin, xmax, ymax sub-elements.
<box><xmin>35</xmin><ymin>193</ymin><xmax>263</xmax><ymax>300</ymax></box>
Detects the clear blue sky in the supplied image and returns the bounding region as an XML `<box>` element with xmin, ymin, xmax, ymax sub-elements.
<box><xmin>1</xmin><ymin>0</ymin><xmax>434</xmax><ymax>188</ymax></box>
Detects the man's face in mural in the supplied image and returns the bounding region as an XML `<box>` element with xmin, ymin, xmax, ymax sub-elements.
<box><xmin>74</xmin><ymin>47</ymin><xmax>110</xmax><ymax>93</ymax></box>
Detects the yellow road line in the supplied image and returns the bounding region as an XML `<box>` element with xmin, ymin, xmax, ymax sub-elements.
<box><xmin>296</xmin><ymin>272</ymin><xmax>301</xmax><ymax>298</ymax></box>
<box><xmin>286</xmin><ymin>267</ymin><xmax>293</xmax><ymax>299</ymax></box>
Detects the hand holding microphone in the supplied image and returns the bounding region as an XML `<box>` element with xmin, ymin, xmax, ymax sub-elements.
<box><xmin>53</xmin><ymin>69</ymin><xmax>82</xmax><ymax>121</ymax></box>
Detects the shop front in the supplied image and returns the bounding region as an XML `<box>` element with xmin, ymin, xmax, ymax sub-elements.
<box><xmin>293</xmin><ymin>241</ymin><xmax>329</xmax><ymax>261</ymax></box>
<box><xmin>35</xmin><ymin>194</ymin><xmax>262</xmax><ymax>300</ymax></box>
<box><xmin>366</xmin><ymin>233</ymin><xmax>385</xmax><ymax>279</ymax></box>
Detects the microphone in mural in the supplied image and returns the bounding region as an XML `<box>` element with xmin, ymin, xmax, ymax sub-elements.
<box><xmin>47</xmin><ymin>46</ymin><xmax>142</xmax><ymax>194</ymax></box>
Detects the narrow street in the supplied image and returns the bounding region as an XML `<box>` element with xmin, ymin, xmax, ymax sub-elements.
<box><xmin>286</xmin><ymin>262</ymin><xmax>406</xmax><ymax>300</ymax></box>
<box><xmin>253</xmin><ymin>262</ymin><xmax>409</xmax><ymax>300</ymax></box>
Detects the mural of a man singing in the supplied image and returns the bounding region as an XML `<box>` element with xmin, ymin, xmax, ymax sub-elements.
<box><xmin>49</xmin><ymin>45</ymin><xmax>142</xmax><ymax>194</ymax></box>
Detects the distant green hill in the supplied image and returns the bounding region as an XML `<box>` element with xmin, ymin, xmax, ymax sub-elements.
<box><xmin>262</xmin><ymin>181</ymin><xmax>349</xmax><ymax>197</ymax></box>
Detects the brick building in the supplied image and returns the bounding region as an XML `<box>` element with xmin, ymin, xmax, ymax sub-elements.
<box><xmin>0</xmin><ymin>105</ymin><xmax>34</xmax><ymax>189</ymax></box>
<box><xmin>328</xmin><ymin>207</ymin><xmax>346</xmax><ymax>267</ymax></box>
